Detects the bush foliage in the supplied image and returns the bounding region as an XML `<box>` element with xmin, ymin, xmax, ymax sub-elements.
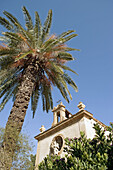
<box><xmin>39</xmin><ymin>123</ymin><xmax>113</xmax><ymax>170</ymax></box>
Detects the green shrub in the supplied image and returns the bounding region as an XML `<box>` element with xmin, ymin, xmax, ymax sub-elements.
<box><xmin>39</xmin><ymin>123</ymin><xmax>113</xmax><ymax>170</ymax></box>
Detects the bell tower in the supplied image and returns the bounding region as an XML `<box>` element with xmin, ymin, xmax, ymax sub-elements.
<box><xmin>52</xmin><ymin>102</ymin><xmax>72</xmax><ymax>126</ymax></box>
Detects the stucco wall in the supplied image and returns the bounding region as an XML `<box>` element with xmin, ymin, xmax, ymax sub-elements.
<box><xmin>84</xmin><ymin>118</ymin><xmax>96</xmax><ymax>139</ymax></box>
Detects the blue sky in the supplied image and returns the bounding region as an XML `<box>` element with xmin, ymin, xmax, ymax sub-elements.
<box><xmin>0</xmin><ymin>0</ymin><xmax>113</xmax><ymax>154</ymax></box>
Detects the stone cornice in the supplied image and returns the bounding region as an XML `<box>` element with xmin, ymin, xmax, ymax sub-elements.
<box><xmin>34</xmin><ymin>109</ymin><xmax>106</xmax><ymax>141</ymax></box>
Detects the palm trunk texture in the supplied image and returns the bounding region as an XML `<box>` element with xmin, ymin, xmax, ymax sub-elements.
<box><xmin>0</xmin><ymin>62</ymin><xmax>37</xmax><ymax>169</ymax></box>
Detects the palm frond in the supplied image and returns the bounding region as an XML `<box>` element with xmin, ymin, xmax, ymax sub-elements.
<box><xmin>0</xmin><ymin>78</ymin><xmax>17</xmax><ymax>99</ymax></box>
<box><xmin>0</xmin><ymin>36</ymin><xmax>10</xmax><ymax>44</ymax></box>
<box><xmin>45</xmin><ymin>70</ymin><xmax>69</xmax><ymax>102</ymax></box>
<box><xmin>51</xmin><ymin>46</ymin><xmax>80</xmax><ymax>52</ymax></box>
<box><xmin>34</xmin><ymin>11</ymin><xmax>42</xmax><ymax>45</ymax></box>
<box><xmin>58</xmin><ymin>64</ymin><xmax>78</xmax><ymax>75</ymax></box>
<box><xmin>0</xmin><ymin>68</ymin><xmax>18</xmax><ymax>85</ymax></box>
<box><xmin>15</xmin><ymin>50</ymin><xmax>32</xmax><ymax>61</ymax></box>
<box><xmin>56</xmin><ymin>82</ymin><xmax>69</xmax><ymax>103</ymax></box>
<box><xmin>59</xmin><ymin>33</ymin><xmax>78</xmax><ymax>43</ymax></box>
<box><xmin>0</xmin><ymin>78</ymin><xmax>17</xmax><ymax>102</ymax></box>
<box><xmin>0</xmin><ymin>16</ymin><xmax>14</xmax><ymax>31</ymax></box>
<box><xmin>38</xmin><ymin>10</ymin><xmax>52</xmax><ymax>48</ymax></box>
<box><xmin>42</xmin><ymin>33</ymin><xmax>78</xmax><ymax>53</ymax></box>
<box><xmin>41</xmin><ymin>80</ymin><xmax>53</xmax><ymax>112</ymax></box>
<box><xmin>63</xmin><ymin>47</ymin><xmax>80</xmax><ymax>52</ymax></box>
<box><xmin>0</xmin><ymin>47</ymin><xmax>16</xmax><ymax>56</ymax></box>
<box><xmin>15</xmin><ymin>23</ymin><xmax>31</xmax><ymax>43</ymax></box>
<box><xmin>22</xmin><ymin>6</ymin><xmax>33</xmax><ymax>31</ymax></box>
<box><xmin>31</xmin><ymin>87</ymin><xmax>40</xmax><ymax>118</ymax></box>
<box><xmin>41</xmin><ymin>38</ymin><xmax>56</xmax><ymax>51</ymax></box>
<box><xmin>0</xmin><ymin>69</ymin><xmax>20</xmax><ymax>94</ymax></box>
<box><xmin>17</xmin><ymin>33</ymin><xmax>33</xmax><ymax>50</ymax></box>
<box><xmin>57</xmin><ymin>30</ymin><xmax>75</xmax><ymax>39</ymax></box>
<box><xmin>12</xmin><ymin>85</ymin><xmax>19</xmax><ymax>102</ymax></box>
<box><xmin>43</xmin><ymin>31</ymin><xmax>78</xmax><ymax>51</ymax></box>
<box><xmin>1</xmin><ymin>18</ymin><xmax>31</xmax><ymax>45</ymax></box>
<box><xmin>0</xmin><ymin>83</ymin><xmax>18</xmax><ymax>111</ymax></box>
<box><xmin>0</xmin><ymin>90</ymin><xmax>13</xmax><ymax>111</ymax></box>
<box><xmin>26</xmin><ymin>31</ymin><xmax>35</xmax><ymax>49</ymax></box>
<box><xmin>63</xmin><ymin>73</ymin><xmax>78</xmax><ymax>92</ymax></box>
<box><xmin>57</xmin><ymin>74</ymin><xmax>72</xmax><ymax>100</ymax></box>
<box><xmin>41</xmin><ymin>9</ymin><xmax>52</xmax><ymax>41</ymax></box>
<box><xmin>2</xmin><ymin>32</ymin><xmax>22</xmax><ymax>43</ymax></box>
<box><xmin>42</xmin><ymin>38</ymin><xmax>60</xmax><ymax>52</ymax></box>
<box><xmin>50</xmin><ymin>62</ymin><xmax>64</xmax><ymax>75</ymax></box>
<box><xmin>3</xmin><ymin>11</ymin><xmax>21</xmax><ymax>30</ymax></box>
<box><xmin>57</xmin><ymin>52</ymin><xmax>74</xmax><ymax>61</ymax></box>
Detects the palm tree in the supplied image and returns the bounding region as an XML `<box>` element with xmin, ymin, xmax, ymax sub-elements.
<box><xmin>0</xmin><ymin>7</ymin><xmax>79</xmax><ymax>168</ymax></box>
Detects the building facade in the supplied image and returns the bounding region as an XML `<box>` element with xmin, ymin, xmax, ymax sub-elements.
<box><xmin>34</xmin><ymin>102</ymin><xmax>105</xmax><ymax>168</ymax></box>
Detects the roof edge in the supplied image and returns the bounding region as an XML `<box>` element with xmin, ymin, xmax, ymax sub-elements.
<box><xmin>34</xmin><ymin>109</ymin><xmax>106</xmax><ymax>141</ymax></box>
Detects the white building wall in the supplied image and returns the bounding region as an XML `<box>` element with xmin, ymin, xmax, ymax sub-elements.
<box><xmin>84</xmin><ymin>118</ymin><xmax>96</xmax><ymax>139</ymax></box>
<box><xmin>36</xmin><ymin>117</ymin><xmax>96</xmax><ymax>166</ymax></box>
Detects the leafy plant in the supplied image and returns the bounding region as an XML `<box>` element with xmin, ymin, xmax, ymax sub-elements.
<box><xmin>39</xmin><ymin>123</ymin><xmax>113</xmax><ymax>170</ymax></box>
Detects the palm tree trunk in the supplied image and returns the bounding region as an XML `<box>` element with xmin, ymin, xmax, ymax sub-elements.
<box><xmin>0</xmin><ymin>62</ymin><xmax>38</xmax><ymax>169</ymax></box>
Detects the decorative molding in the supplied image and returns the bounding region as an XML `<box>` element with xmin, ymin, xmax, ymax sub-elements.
<box><xmin>34</xmin><ymin>109</ymin><xmax>106</xmax><ymax>141</ymax></box>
